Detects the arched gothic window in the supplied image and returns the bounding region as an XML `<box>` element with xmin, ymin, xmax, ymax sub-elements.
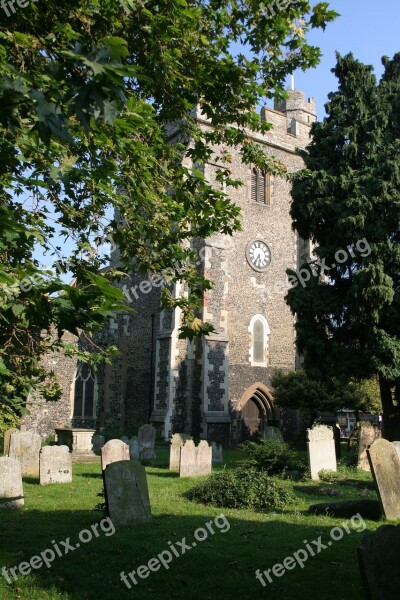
<box><xmin>248</xmin><ymin>315</ymin><xmax>270</xmax><ymax>367</ymax></box>
<box><xmin>72</xmin><ymin>363</ymin><xmax>97</xmax><ymax>418</ymax></box>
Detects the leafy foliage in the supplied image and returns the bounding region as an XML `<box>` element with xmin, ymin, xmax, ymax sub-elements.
<box><xmin>0</xmin><ymin>1</ymin><xmax>337</xmax><ymax>408</ymax></box>
<box><xmin>239</xmin><ymin>438</ymin><xmax>305</xmax><ymax>475</ymax></box>
<box><xmin>287</xmin><ymin>52</ymin><xmax>400</xmax><ymax>439</ymax></box>
<box><xmin>186</xmin><ymin>467</ymin><xmax>294</xmax><ymax>511</ymax></box>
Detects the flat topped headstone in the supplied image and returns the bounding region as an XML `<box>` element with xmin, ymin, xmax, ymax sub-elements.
<box><xmin>91</xmin><ymin>435</ymin><xmax>105</xmax><ymax>453</ymax></box>
<box><xmin>0</xmin><ymin>457</ymin><xmax>24</xmax><ymax>509</ymax></box>
<box><xmin>307</xmin><ymin>424</ymin><xmax>337</xmax><ymax>481</ymax></box>
<box><xmin>104</xmin><ymin>460</ymin><xmax>152</xmax><ymax>526</ymax></box>
<box><xmin>169</xmin><ymin>433</ymin><xmax>192</xmax><ymax>470</ymax></box>
<box><xmin>358</xmin><ymin>422</ymin><xmax>381</xmax><ymax>471</ymax></box>
<box><xmin>3</xmin><ymin>427</ymin><xmax>18</xmax><ymax>456</ymax></box>
<box><xmin>9</xmin><ymin>431</ymin><xmax>42</xmax><ymax>476</ymax></box>
<box><xmin>211</xmin><ymin>441</ymin><xmax>223</xmax><ymax>464</ymax></box>
<box><xmin>39</xmin><ymin>445</ymin><xmax>72</xmax><ymax>485</ymax></box>
<box><xmin>180</xmin><ymin>439</ymin><xmax>212</xmax><ymax>478</ymax></box>
<box><xmin>138</xmin><ymin>425</ymin><xmax>156</xmax><ymax>460</ymax></box>
<box><xmin>264</xmin><ymin>426</ymin><xmax>284</xmax><ymax>442</ymax></box>
<box><xmin>129</xmin><ymin>437</ymin><xmax>140</xmax><ymax>461</ymax></box>
<box><xmin>358</xmin><ymin>524</ymin><xmax>400</xmax><ymax>600</ymax></box>
<box><xmin>367</xmin><ymin>438</ymin><xmax>400</xmax><ymax>521</ymax></box>
<box><xmin>101</xmin><ymin>439</ymin><xmax>130</xmax><ymax>470</ymax></box>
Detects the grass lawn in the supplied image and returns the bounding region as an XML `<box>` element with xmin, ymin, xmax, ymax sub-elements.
<box><xmin>0</xmin><ymin>447</ymin><xmax>390</xmax><ymax>600</ymax></box>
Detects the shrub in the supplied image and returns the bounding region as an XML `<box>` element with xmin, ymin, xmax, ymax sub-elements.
<box><xmin>318</xmin><ymin>469</ymin><xmax>340</xmax><ymax>483</ymax></box>
<box><xmin>239</xmin><ymin>438</ymin><xmax>305</xmax><ymax>476</ymax></box>
<box><xmin>186</xmin><ymin>467</ymin><xmax>294</xmax><ymax>512</ymax></box>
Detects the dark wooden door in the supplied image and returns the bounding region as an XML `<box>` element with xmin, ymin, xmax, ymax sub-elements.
<box><xmin>241</xmin><ymin>397</ymin><xmax>263</xmax><ymax>441</ymax></box>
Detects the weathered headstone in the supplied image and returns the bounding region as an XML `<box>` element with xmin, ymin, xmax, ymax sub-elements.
<box><xmin>391</xmin><ymin>440</ymin><xmax>400</xmax><ymax>461</ymax></box>
<box><xmin>367</xmin><ymin>438</ymin><xmax>400</xmax><ymax>521</ymax></box>
<box><xmin>264</xmin><ymin>426</ymin><xmax>284</xmax><ymax>442</ymax></box>
<box><xmin>0</xmin><ymin>457</ymin><xmax>24</xmax><ymax>509</ymax></box>
<box><xmin>138</xmin><ymin>424</ymin><xmax>156</xmax><ymax>460</ymax></box>
<box><xmin>169</xmin><ymin>433</ymin><xmax>192</xmax><ymax>470</ymax></box>
<box><xmin>129</xmin><ymin>437</ymin><xmax>140</xmax><ymax>461</ymax></box>
<box><xmin>9</xmin><ymin>431</ymin><xmax>42</xmax><ymax>476</ymax></box>
<box><xmin>334</xmin><ymin>424</ymin><xmax>342</xmax><ymax>461</ymax></box>
<box><xmin>358</xmin><ymin>524</ymin><xmax>400</xmax><ymax>600</ymax></box>
<box><xmin>104</xmin><ymin>460</ymin><xmax>152</xmax><ymax>526</ymax></box>
<box><xmin>358</xmin><ymin>421</ymin><xmax>381</xmax><ymax>471</ymax></box>
<box><xmin>307</xmin><ymin>425</ymin><xmax>337</xmax><ymax>481</ymax></box>
<box><xmin>3</xmin><ymin>427</ymin><xmax>18</xmax><ymax>456</ymax></box>
<box><xmin>101</xmin><ymin>439</ymin><xmax>130</xmax><ymax>471</ymax></box>
<box><xmin>211</xmin><ymin>441</ymin><xmax>223</xmax><ymax>464</ymax></box>
<box><xmin>91</xmin><ymin>435</ymin><xmax>105</xmax><ymax>453</ymax></box>
<box><xmin>180</xmin><ymin>440</ymin><xmax>212</xmax><ymax>478</ymax></box>
<box><xmin>39</xmin><ymin>446</ymin><xmax>72</xmax><ymax>485</ymax></box>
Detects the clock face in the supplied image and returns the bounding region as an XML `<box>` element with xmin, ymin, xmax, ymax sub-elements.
<box><xmin>246</xmin><ymin>240</ymin><xmax>271</xmax><ymax>272</ymax></box>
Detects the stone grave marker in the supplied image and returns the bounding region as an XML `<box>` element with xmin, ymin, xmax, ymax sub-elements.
<box><xmin>367</xmin><ymin>438</ymin><xmax>400</xmax><ymax>521</ymax></box>
<box><xmin>92</xmin><ymin>435</ymin><xmax>105</xmax><ymax>453</ymax></box>
<box><xmin>358</xmin><ymin>421</ymin><xmax>381</xmax><ymax>471</ymax></box>
<box><xmin>9</xmin><ymin>431</ymin><xmax>42</xmax><ymax>476</ymax></box>
<box><xmin>334</xmin><ymin>424</ymin><xmax>342</xmax><ymax>461</ymax></box>
<box><xmin>129</xmin><ymin>437</ymin><xmax>140</xmax><ymax>461</ymax></box>
<box><xmin>211</xmin><ymin>441</ymin><xmax>223</xmax><ymax>464</ymax></box>
<box><xmin>307</xmin><ymin>425</ymin><xmax>337</xmax><ymax>481</ymax></box>
<box><xmin>39</xmin><ymin>446</ymin><xmax>72</xmax><ymax>485</ymax></box>
<box><xmin>358</xmin><ymin>524</ymin><xmax>400</xmax><ymax>599</ymax></box>
<box><xmin>264</xmin><ymin>426</ymin><xmax>284</xmax><ymax>442</ymax></box>
<box><xmin>104</xmin><ymin>460</ymin><xmax>152</xmax><ymax>526</ymax></box>
<box><xmin>138</xmin><ymin>424</ymin><xmax>156</xmax><ymax>460</ymax></box>
<box><xmin>180</xmin><ymin>440</ymin><xmax>212</xmax><ymax>478</ymax></box>
<box><xmin>169</xmin><ymin>433</ymin><xmax>192</xmax><ymax>470</ymax></box>
<box><xmin>3</xmin><ymin>427</ymin><xmax>18</xmax><ymax>456</ymax></box>
<box><xmin>0</xmin><ymin>457</ymin><xmax>24</xmax><ymax>509</ymax></box>
<box><xmin>101</xmin><ymin>439</ymin><xmax>130</xmax><ymax>471</ymax></box>
<box><xmin>392</xmin><ymin>440</ymin><xmax>400</xmax><ymax>461</ymax></box>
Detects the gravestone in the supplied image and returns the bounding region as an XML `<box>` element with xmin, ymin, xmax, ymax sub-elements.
<box><xmin>39</xmin><ymin>446</ymin><xmax>72</xmax><ymax>485</ymax></box>
<box><xmin>129</xmin><ymin>437</ymin><xmax>140</xmax><ymax>461</ymax></box>
<box><xmin>307</xmin><ymin>425</ymin><xmax>337</xmax><ymax>481</ymax></box>
<box><xmin>367</xmin><ymin>438</ymin><xmax>400</xmax><ymax>521</ymax></box>
<box><xmin>358</xmin><ymin>524</ymin><xmax>400</xmax><ymax>600</ymax></box>
<box><xmin>169</xmin><ymin>433</ymin><xmax>192</xmax><ymax>470</ymax></box>
<box><xmin>0</xmin><ymin>457</ymin><xmax>24</xmax><ymax>509</ymax></box>
<box><xmin>180</xmin><ymin>440</ymin><xmax>212</xmax><ymax>478</ymax></box>
<box><xmin>392</xmin><ymin>440</ymin><xmax>400</xmax><ymax>461</ymax></box>
<box><xmin>104</xmin><ymin>460</ymin><xmax>152</xmax><ymax>526</ymax></box>
<box><xmin>138</xmin><ymin>424</ymin><xmax>156</xmax><ymax>460</ymax></box>
<box><xmin>3</xmin><ymin>427</ymin><xmax>18</xmax><ymax>456</ymax></box>
<box><xmin>264</xmin><ymin>426</ymin><xmax>284</xmax><ymax>442</ymax></box>
<box><xmin>9</xmin><ymin>431</ymin><xmax>42</xmax><ymax>476</ymax></box>
<box><xmin>101</xmin><ymin>439</ymin><xmax>130</xmax><ymax>471</ymax></box>
<box><xmin>92</xmin><ymin>435</ymin><xmax>105</xmax><ymax>453</ymax></box>
<box><xmin>334</xmin><ymin>424</ymin><xmax>342</xmax><ymax>461</ymax></box>
<box><xmin>211</xmin><ymin>441</ymin><xmax>223</xmax><ymax>464</ymax></box>
<box><xmin>358</xmin><ymin>421</ymin><xmax>381</xmax><ymax>471</ymax></box>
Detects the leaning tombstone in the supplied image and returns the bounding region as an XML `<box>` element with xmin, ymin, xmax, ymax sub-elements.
<box><xmin>3</xmin><ymin>428</ymin><xmax>18</xmax><ymax>457</ymax></box>
<box><xmin>358</xmin><ymin>524</ymin><xmax>400</xmax><ymax>600</ymax></box>
<box><xmin>91</xmin><ymin>435</ymin><xmax>105</xmax><ymax>453</ymax></box>
<box><xmin>169</xmin><ymin>433</ymin><xmax>192</xmax><ymax>470</ymax></box>
<box><xmin>180</xmin><ymin>440</ymin><xmax>212</xmax><ymax>478</ymax></box>
<box><xmin>104</xmin><ymin>460</ymin><xmax>152</xmax><ymax>526</ymax></box>
<box><xmin>39</xmin><ymin>446</ymin><xmax>72</xmax><ymax>485</ymax></box>
<box><xmin>367</xmin><ymin>438</ymin><xmax>400</xmax><ymax>521</ymax></box>
<box><xmin>211</xmin><ymin>441</ymin><xmax>223</xmax><ymax>464</ymax></box>
<box><xmin>0</xmin><ymin>457</ymin><xmax>24</xmax><ymax>509</ymax></box>
<box><xmin>9</xmin><ymin>431</ymin><xmax>42</xmax><ymax>476</ymax></box>
<box><xmin>138</xmin><ymin>424</ymin><xmax>156</xmax><ymax>460</ymax></box>
<box><xmin>358</xmin><ymin>421</ymin><xmax>381</xmax><ymax>471</ymax></box>
<box><xmin>101</xmin><ymin>439</ymin><xmax>130</xmax><ymax>471</ymax></box>
<box><xmin>307</xmin><ymin>425</ymin><xmax>337</xmax><ymax>481</ymax></box>
<box><xmin>129</xmin><ymin>437</ymin><xmax>140</xmax><ymax>461</ymax></box>
<box><xmin>264</xmin><ymin>426</ymin><xmax>284</xmax><ymax>442</ymax></box>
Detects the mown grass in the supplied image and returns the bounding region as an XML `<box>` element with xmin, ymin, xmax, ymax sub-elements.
<box><xmin>0</xmin><ymin>447</ymin><xmax>391</xmax><ymax>600</ymax></box>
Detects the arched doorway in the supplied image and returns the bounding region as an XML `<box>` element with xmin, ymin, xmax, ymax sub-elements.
<box><xmin>237</xmin><ymin>383</ymin><xmax>276</xmax><ymax>442</ymax></box>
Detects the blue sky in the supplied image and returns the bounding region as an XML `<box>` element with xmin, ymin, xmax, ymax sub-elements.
<box><xmin>293</xmin><ymin>0</ymin><xmax>400</xmax><ymax>117</ymax></box>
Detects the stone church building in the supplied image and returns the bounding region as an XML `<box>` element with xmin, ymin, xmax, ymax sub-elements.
<box><xmin>25</xmin><ymin>89</ymin><xmax>316</xmax><ymax>446</ymax></box>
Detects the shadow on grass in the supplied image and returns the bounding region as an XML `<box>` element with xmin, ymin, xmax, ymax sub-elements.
<box><xmin>22</xmin><ymin>476</ymin><xmax>39</xmax><ymax>485</ymax></box>
<box><xmin>78</xmin><ymin>473</ymin><xmax>104</xmax><ymax>479</ymax></box>
<box><xmin>148</xmin><ymin>471</ymin><xmax>179</xmax><ymax>478</ymax></box>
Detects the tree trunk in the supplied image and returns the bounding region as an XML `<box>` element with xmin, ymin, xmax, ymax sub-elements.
<box><xmin>379</xmin><ymin>374</ymin><xmax>400</xmax><ymax>441</ymax></box>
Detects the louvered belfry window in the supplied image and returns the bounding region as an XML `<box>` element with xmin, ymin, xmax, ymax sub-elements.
<box><xmin>251</xmin><ymin>168</ymin><xmax>271</xmax><ymax>205</ymax></box>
